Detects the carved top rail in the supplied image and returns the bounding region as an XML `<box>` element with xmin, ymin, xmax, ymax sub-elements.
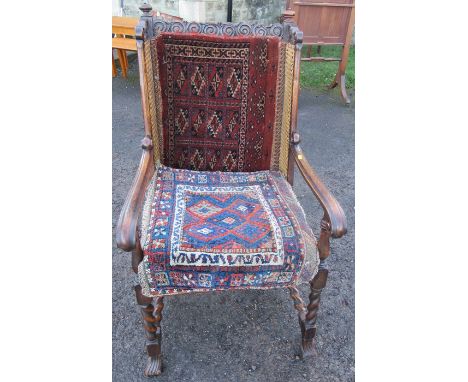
<box><xmin>135</xmin><ymin>3</ymin><xmax>302</xmax><ymax>45</ymax></box>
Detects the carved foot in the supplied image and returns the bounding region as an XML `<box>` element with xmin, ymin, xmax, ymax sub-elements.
<box><xmin>301</xmin><ymin>340</ymin><xmax>318</xmax><ymax>358</ymax></box>
<box><xmin>299</xmin><ymin>315</ymin><xmax>318</xmax><ymax>358</ymax></box>
<box><xmin>144</xmin><ymin>355</ymin><xmax>162</xmax><ymax>377</ymax></box>
<box><xmin>301</xmin><ymin>341</ymin><xmax>317</xmax><ymax>357</ymax></box>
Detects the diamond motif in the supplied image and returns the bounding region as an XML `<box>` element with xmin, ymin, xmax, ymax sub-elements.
<box><xmin>209</xmin><ymin>67</ymin><xmax>223</xmax><ymax>97</ymax></box>
<box><xmin>190</xmin><ymin>149</ymin><xmax>204</xmax><ymax>170</ymax></box>
<box><xmin>188</xmin><ymin>200</ymin><xmax>222</xmax><ymax>218</ymax></box>
<box><xmin>222</xmin><ymin>217</ymin><xmax>236</xmax><ymax>225</ymax></box>
<box><xmin>223</xmin><ymin>151</ymin><xmax>237</xmax><ymax>171</ymax></box>
<box><xmin>226</xmin><ymin>67</ymin><xmax>241</xmax><ymax>98</ymax></box>
<box><xmin>175</xmin><ymin>109</ymin><xmax>188</xmax><ymax>135</ymax></box>
<box><xmin>208</xmin><ymin>212</ymin><xmax>244</xmax><ymax>229</ymax></box>
<box><xmin>235</xmin><ymin>224</ymin><xmax>263</xmax><ymax>239</ymax></box>
<box><xmin>197</xmin><ymin>227</ymin><xmax>213</xmax><ymax>235</ymax></box>
<box><xmin>232</xmin><ymin>199</ymin><xmax>257</xmax><ymax>215</ymax></box>
<box><xmin>175</xmin><ymin>64</ymin><xmax>187</xmax><ymax>94</ymax></box>
<box><xmin>191</xmin><ymin>65</ymin><xmax>206</xmax><ymax>96</ymax></box>
<box><xmin>207</xmin><ymin>111</ymin><xmax>223</xmax><ymax>138</ymax></box>
<box><xmin>192</xmin><ymin>110</ymin><xmax>206</xmax><ymax>135</ymax></box>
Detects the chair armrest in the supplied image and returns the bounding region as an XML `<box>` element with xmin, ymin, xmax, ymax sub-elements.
<box><xmin>116</xmin><ymin>137</ymin><xmax>155</xmax><ymax>252</ymax></box>
<box><xmin>293</xmin><ymin>144</ymin><xmax>347</xmax><ymax>238</ymax></box>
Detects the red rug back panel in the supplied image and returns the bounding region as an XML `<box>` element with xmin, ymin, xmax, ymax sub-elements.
<box><xmin>153</xmin><ymin>32</ymin><xmax>280</xmax><ymax>172</ymax></box>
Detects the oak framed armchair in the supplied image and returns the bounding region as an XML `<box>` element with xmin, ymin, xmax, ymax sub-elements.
<box><xmin>116</xmin><ymin>3</ymin><xmax>347</xmax><ymax>377</ymax></box>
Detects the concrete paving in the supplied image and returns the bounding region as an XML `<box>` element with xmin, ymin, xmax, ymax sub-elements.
<box><xmin>112</xmin><ymin>56</ymin><xmax>355</xmax><ymax>381</ymax></box>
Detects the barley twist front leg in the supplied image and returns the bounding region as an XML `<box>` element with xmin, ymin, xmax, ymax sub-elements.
<box><xmin>137</xmin><ymin>289</ymin><xmax>164</xmax><ymax>377</ymax></box>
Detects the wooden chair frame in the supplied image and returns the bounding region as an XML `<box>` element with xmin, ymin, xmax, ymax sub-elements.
<box><xmin>115</xmin><ymin>3</ymin><xmax>347</xmax><ymax>377</ymax></box>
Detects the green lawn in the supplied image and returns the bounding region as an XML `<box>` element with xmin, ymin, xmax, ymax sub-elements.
<box><xmin>299</xmin><ymin>45</ymin><xmax>355</xmax><ymax>90</ymax></box>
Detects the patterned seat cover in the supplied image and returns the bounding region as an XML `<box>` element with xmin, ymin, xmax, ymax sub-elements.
<box><xmin>139</xmin><ymin>165</ymin><xmax>318</xmax><ymax>296</ymax></box>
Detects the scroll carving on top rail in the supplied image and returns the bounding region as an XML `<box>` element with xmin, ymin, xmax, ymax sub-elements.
<box><xmin>136</xmin><ymin>3</ymin><xmax>302</xmax><ymax>44</ymax></box>
<box><xmin>153</xmin><ymin>20</ymin><xmax>287</xmax><ymax>38</ymax></box>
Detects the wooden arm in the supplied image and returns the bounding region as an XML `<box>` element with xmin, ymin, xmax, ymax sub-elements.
<box><xmin>293</xmin><ymin>144</ymin><xmax>347</xmax><ymax>238</ymax></box>
<box><xmin>116</xmin><ymin>136</ymin><xmax>155</xmax><ymax>252</ymax></box>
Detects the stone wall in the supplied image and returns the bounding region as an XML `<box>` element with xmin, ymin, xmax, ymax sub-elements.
<box><xmin>232</xmin><ymin>0</ymin><xmax>286</xmax><ymax>24</ymax></box>
<box><xmin>113</xmin><ymin>0</ymin><xmax>287</xmax><ymax>24</ymax></box>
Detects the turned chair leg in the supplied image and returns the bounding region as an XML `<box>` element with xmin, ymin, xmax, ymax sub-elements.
<box><xmin>288</xmin><ymin>285</ymin><xmax>308</xmax><ymax>351</ymax></box>
<box><xmin>133</xmin><ymin>237</ymin><xmax>164</xmax><ymax>376</ymax></box>
<box><xmin>288</xmin><ymin>266</ymin><xmax>328</xmax><ymax>358</ymax></box>
<box><xmin>136</xmin><ymin>285</ymin><xmax>164</xmax><ymax>377</ymax></box>
<box><xmin>303</xmin><ymin>267</ymin><xmax>328</xmax><ymax>356</ymax></box>
<box><xmin>289</xmin><ymin>215</ymin><xmax>332</xmax><ymax>357</ymax></box>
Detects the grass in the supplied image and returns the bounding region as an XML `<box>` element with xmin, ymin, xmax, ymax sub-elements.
<box><xmin>299</xmin><ymin>45</ymin><xmax>355</xmax><ymax>90</ymax></box>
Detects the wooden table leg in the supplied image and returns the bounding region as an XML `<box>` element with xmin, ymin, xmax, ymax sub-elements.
<box><xmin>112</xmin><ymin>50</ymin><xmax>117</xmax><ymax>77</ymax></box>
<box><xmin>117</xmin><ymin>48</ymin><xmax>127</xmax><ymax>78</ymax></box>
<box><xmin>328</xmin><ymin>63</ymin><xmax>350</xmax><ymax>105</ymax></box>
<box><xmin>338</xmin><ymin>73</ymin><xmax>350</xmax><ymax>105</ymax></box>
<box><xmin>336</xmin><ymin>7</ymin><xmax>354</xmax><ymax>105</ymax></box>
<box><xmin>122</xmin><ymin>49</ymin><xmax>129</xmax><ymax>74</ymax></box>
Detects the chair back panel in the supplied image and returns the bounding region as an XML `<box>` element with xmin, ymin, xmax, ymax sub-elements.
<box><xmin>141</xmin><ymin>19</ymin><xmax>299</xmax><ymax>175</ymax></box>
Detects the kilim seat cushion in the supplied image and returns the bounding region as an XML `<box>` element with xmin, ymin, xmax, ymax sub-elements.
<box><xmin>139</xmin><ymin>165</ymin><xmax>319</xmax><ymax>296</ymax></box>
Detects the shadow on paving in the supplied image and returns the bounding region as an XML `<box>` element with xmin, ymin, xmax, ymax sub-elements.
<box><xmin>112</xmin><ymin>56</ymin><xmax>355</xmax><ymax>382</ymax></box>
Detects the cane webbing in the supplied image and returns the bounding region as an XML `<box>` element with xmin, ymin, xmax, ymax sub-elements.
<box><xmin>270</xmin><ymin>42</ymin><xmax>286</xmax><ymax>172</ymax></box>
<box><xmin>279</xmin><ymin>43</ymin><xmax>295</xmax><ymax>177</ymax></box>
<box><xmin>144</xmin><ymin>39</ymin><xmax>163</xmax><ymax>164</ymax></box>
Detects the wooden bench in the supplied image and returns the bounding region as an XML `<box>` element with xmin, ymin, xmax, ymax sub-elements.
<box><xmin>112</xmin><ymin>16</ymin><xmax>138</xmax><ymax>78</ymax></box>
<box><xmin>112</xmin><ymin>13</ymin><xmax>183</xmax><ymax>78</ymax></box>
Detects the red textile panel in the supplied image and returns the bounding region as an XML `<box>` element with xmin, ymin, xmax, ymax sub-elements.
<box><xmin>154</xmin><ymin>32</ymin><xmax>280</xmax><ymax>172</ymax></box>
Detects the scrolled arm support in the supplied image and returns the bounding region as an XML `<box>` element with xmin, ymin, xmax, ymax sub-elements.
<box><xmin>293</xmin><ymin>144</ymin><xmax>347</xmax><ymax>239</ymax></box>
<box><xmin>116</xmin><ymin>136</ymin><xmax>155</xmax><ymax>252</ymax></box>
<box><xmin>318</xmin><ymin>217</ymin><xmax>332</xmax><ymax>260</ymax></box>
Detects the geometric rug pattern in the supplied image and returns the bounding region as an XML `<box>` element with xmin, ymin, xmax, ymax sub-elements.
<box><xmin>139</xmin><ymin>165</ymin><xmax>319</xmax><ymax>296</ymax></box>
<box><xmin>152</xmin><ymin>33</ymin><xmax>281</xmax><ymax>172</ymax></box>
